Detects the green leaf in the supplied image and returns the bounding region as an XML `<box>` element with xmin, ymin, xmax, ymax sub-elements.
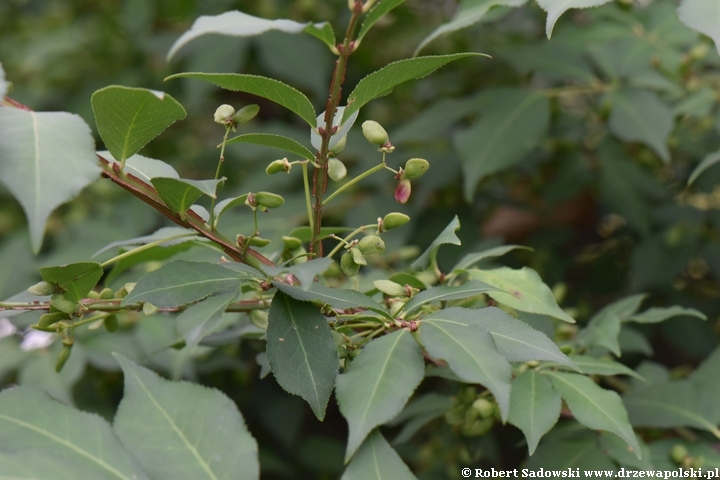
<box><xmin>357</xmin><ymin>0</ymin><xmax>406</xmax><ymax>43</ymax></box>
<box><xmin>469</xmin><ymin>267</ymin><xmax>576</xmax><ymax>323</ymax></box>
<box><xmin>225</xmin><ymin>133</ymin><xmax>315</xmax><ymax>160</ymax></box>
<box><xmin>623</xmin><ymin>380</ymin><xmax>720</xmax><ymax>437</ymax></box>
<box><xmin>0</xmin><ymin>108</ymin><xmax>100</xmax><ymax>253</ymax></box>
<box><xmin>508</xmin><ymin>370</ymin><xmax>561</xmax><ymax>455</ymax></box>
<box><xmin>290</xmin><ymin>226</ymin><xmax>355</xmax><ymax>242</ymax></box>
<box><xmin>0</xmin><ymin>386</ymin><xmax>149</xmax><ymax>480</ymax></box>
<box><xmin>98</xmin><ymin>151</ymin><xmax>180</xmax><ymax>182</ymax></box>
<box><xmin>311</xmin><ymin>106</ymin><xmax>359</xmax><ymax>150</ymax></box>
<box><xmin>342</xmin><ymin>54</ymin><xmax>484</xmax><ymax>123</ymax></box>
<box><xmin>548</xmin><ymin>355</ymin><xmax>645</xmax><ymax>380</ymax></box>
<box><xmin>39</xmin><ymin>262</ymin><xmax>103</xmax><ymax>302</ymax></box>
<box><xmin>607</xmin><ymin>88</ymin><xmax>673</xmax><ymax>163</ymax></box>
<box><xmin>264</xmin><ymin>257</ymin><xmax>334</xmax><ymax>288</ymax></box>
<box><xmin>578</xmin><ymin>312</ymin><xmax>621</xmax><ymax>356</ymax></box>
<box><xmin>167</xmin><ymin>11</ymin><xmax>322</xmax><ymax>60</ymax></box>
<box><xmin>411</xmin><ymin>215</ymin><xmax>461</xmax><ymax>271</ymax></box>
<box><xmin>177</xmin><ymin>291</ymin><xmax>238</xmax><ymax>350</ymax></box>
<box><xmin>94</xmin><ymin>226</ymin><xmax>197</xmax><ymax>257</ymax></box>
<box><xmin>527</xmin><ymin>429</ymin><xmax>616</xmax><ymax>470</ymax></box>
<box><xmin>688</xmin><ymin>147</ymin><xmax>720</xmax><ymax>185</ymax></box>
<box><xmin>546</xmin><ymin>371</ymin><xmax>641</xmax><ymax>458</ymax></box>
<box><xmin>403</xmin><ymin>279</ymin><xmax>499</xmax><ymax>315</ymax></box>
<box><xmin>166</xmin><ymin>73</ymin><xmax>316</xmax><ymax>127</ymax></box>
<box><xmin>122</xmin><ymin>260</ymin><xmax>244</xmax><ymax>308</ymax></box>
<box><xmin>212</xmin><ymin>194</ymin><xmax>249</xmax><ymax>226</ymax></box>
<box><xmin>266</xmin><ymin>292</ymin><xmax>338</xmax><ymax>420</ymax></box>
<box><xmin>536</xmin><ymin>0</ymin><xmax>613</xmax><ymax>38</ymax></box>
<box><xmin>452</xmin><ymin>244</ymin><xmax>532</xmax><ymax>271</ymax></box>
<box><xmin>454</xmin><ymin>89</ymin><xmax>549</xmax><ymax>201</ymax></box>
<box><xmin>421</xmin><ymin>308</ymin><xmax>512</xmax><ymax>420</ymax></box>
<box><xmin>599</xmin><ymin>432</ymin><xmax>652</xmax><ymax>470</ymax></box>
<box><xmin>340</xmin><ymin>430</ymin><xmax>416</xmax><ymax>480</ymax></box>
<box><xmin>476</xmin><ymin>307</ymin><xmax>578</xmax><ymax>370</ymax></box>
<box><xmin>415</xmin><ymin>0</ymin><xmax>527</xmax><ymax>54</ymax></box>
<box><xmin>113</xmin><ymin>354</ymin><xmax>259</xmax><ymax>479</ymax></box>
<box><xmin>151</xmin><ymin>177</ymin><xmax>225</xmax><ymax>219</ymax></box>
<box><xmin>273</xmin><ymin>281</ymin><xmax>391</xmax><ymax>319</ymax></box>
<box><xmin>216</xmin><ymin>261</ymin><xmax>266</xmax><ymax>280</ymax></box>
<box><xmin>303</xmin><ymin>22</ymin><xmax>336</xmax><ymax>51</ymax></box>
<box><xmin>336</xmin><ymin>330</ymin><xmax>424</xmax><ymax>462</ymax></box>
<box><xmin>0</xmin><ymin>63</ymin><xmax>7</xmax><ymax>98</ymax></box>
<box><xmin>678</xmin><ymin>0</ymin><xmax>720</xmax><ymax>56</ymax></box>
<box><xmin>91</xmin><ymin>86</ymin><xmax>185</xmax><ymax>165</ymax></box>
<box><xmin>629</xmin><ymin>305</ymin><xmax>706</xmax><ymax>324</ymax></box>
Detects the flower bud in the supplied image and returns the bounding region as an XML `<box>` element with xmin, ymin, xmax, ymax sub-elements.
<box><xmin>213</xmin><ymin>104</ymin><xmax>235</xmax><ymax>125</ymax></box>
<box><xmin>362</xmin><ymin>120</ymin><xmax>389</xmax><ymax>146</ymax></box>
<box><xmin>328</xmin><ymin>158</ymin><xmax>347</xmax><ymax>181</ymax></box>
<box><xmin>373</xmin><ymin>280</ymin><xmax>405</xmax><ymax>296</ymax></box>
<box><xmin>55</xmin><ymin>343</ymin><xmax>73</xmax><ymax>372</ymax></box>
<box><xmin>27</xmin><ymin>281</ymin><xmax>55</xmax><ymax>296</ymax></box>
<box><xmin>232</xmin><ymin>104</ymin><xmax>259</xmax><ymax>125</ymax></box>
<box><xmin>382</xmin><ymin>212</ymin><xmax>410</xmax><ymax>231</ymax></box>
<box><xmin>404</xmin><ymin>158</ymin><xmax>429</xmax><ymax>180</ymax></box>
<box><xmin>248</xmin><ymin>236</ymin><xmax>271</xmax><ymax>247</ymax></box>
<box><xmin>255</xmin><ymin>191</ymin><xmax>285</xmax><ymax>209</ymax></box>
<box><xmin>341</xmin><ymin>252</ymin><xmax>360</xmax><ymax>276</ymax></box>
<box><xmin>330</xmin><ymin>135</ymin><xmax>347</xmax><ymax>155</ymax></box>
<box><xmin>266</xmin><ymin>158</ymin><xmax>291</xmax><ymax>174</ymax></box>
<box><xmin>395</xmin><ymin>179</ymin><xmax>411</xmax><ymax>204</ymax></box>
<box><xmin>358</xmin><ymin>235</ymin><xmax>385</xmax><ymax>255</ymax></box>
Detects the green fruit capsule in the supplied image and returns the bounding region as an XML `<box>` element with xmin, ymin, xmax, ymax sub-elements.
<box><xmin>104</xmin><ymin>315</ymin><xmax>118</xmax><ymax>333</ymax></box>
<box><xmin>248</xmin><ymin>236</ymin><xmax>271</xmax><ymax>247</ymax></box>
<box><xmin>99</xmin><ymin>287</ymin><xmax>115</xmax><ymax>299</ymax></box>
<box><xmin>55</xmin><ymin>344</ymin><xmax>73</xmax><ymax>373</ymax></box>
<box><xmin>50</xmin><ymin>294</ymin><xmax>76</xmax><ymax>315</ymax></box>
<box><xmin>213</xmin><ymin>104</ymin><xmax>235</xmax><ymax>125</ymax></box>
<box><xmin>358</xmin><ymin>235</ymin><xmax>385</xmax><ymax>255</ymax></box>
<box><xmin>38</xmin><ymin>312</ymin><xmax>68</xmax><ymax>328</ymax></box>
<box><xmin>404</xmin><ymin>158</ymin><xmax>429</xmax><ymax>180</ymax></box>
<box><xmin>232</xmin><ymin>104</ymin><xmax>259</xmax><ymax>125</ymax></box>
<box><xmin>472</xmin><ymin>398</ymin><xmax>495</xmax><ymax>418</ymax></box>
<box><xmin>254</xmin><ymin>191</ymin><xmax>285</xmax><ymax>209</ymax></box>
<box><xmin>266</xmin><ymin>158</ymin><xmax>290</xmax><ymax>174</ymax></box>
<box><xmin>27</xmin><ymin>281</ymin><xmax>55</xmax><ymax>296</ymax></box>
<box><xmin>330</xmin><ymin>135</ymin><xmax>347</xmax><ymax>155</ymax></box>
<box><xmin>361</xmin><ymin>120</ymin><xmax>389</xmax><ymax>146</ymax></box>
<box><xmin>282</xmin><ymin>236</ymin><xmax>303</xmax><ymax>250</ymax></box>
<box><xmin>382</xmin><ymin>212</ymin><xmax>410</xmax><ymax>231</ymax></box>
<box><xmin>327</xmin><ymin>158</ymin><xmax>347</xmax><ymax>181</ymax></box>
<box><xmin>670</xmin><ymin>444</ymin><xmax>689</xmax><ymax>464</ymax></box>
<box><xmin>341</xmin><ymin>252</ymin><xmax>360</xmax><ymax>276</ymax></box>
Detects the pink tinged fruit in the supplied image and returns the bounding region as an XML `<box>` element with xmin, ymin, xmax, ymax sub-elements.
<box><xmin>395</xmin><ymin>179</ymin><xmax>411</xmax><ymax>204</ymax></box>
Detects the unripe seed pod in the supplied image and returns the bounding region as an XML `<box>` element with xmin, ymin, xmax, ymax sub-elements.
<box><xmin>38</xmin><ymin>312</ymin><xmax>68</xmax><ymax>328</ymax></box>
<box><xmin>328</xmin><ymin>158</ymin><xmax>347</xmax><ymax>181</ymax></box>
<box><xmin>87</xmin><ymin>290</ymin><xmax>101</xmax><ymax>299</ymax></box>
<box><xmin>99</xmin><ymin>287</ymin><xmax>115</xmax><ymax>300</ymax></box>
<box><xmin>266</xmin><ymin>158</ymin><xmax>291</xmax><ymax>175</ymax></box>
<box><xmin>104</xmin><ymin>315</ymin><xmax>118</xmax><ymax>333</ymax></box>
<box><xmin>382</xmin><ymin>212</ymin><xmax>410</xmax><ymax>230</ymax></box>
<box><xmin>282</xmin><ymin>236</ymin><xmax>303</xmax><ymax>250</ymax></box>
<box><xmin>350</xmin><ymin>246</ymin><xmax>367</xmax><ymax>265</ymax></box>
<box><xmin>670</xmin><ymin>444</ymin><xmax>689</xmax><ymax>464</ymax></box>
<box><xmin>28</xmin><ymin>281</ymin><xmax>55</xmax><ymax>296</ymax></box>
<box><xmin>50</xmin><ymin>294</ymin><xmax>76</xmax><ymax>316</ymax></box>
<box><xmin>248</xmin><ymin>236</ymin><xmax>271</xmax><ymax>247</ymax></box>
<box><xmin>341</xmin><ymin>252</ymin><xmax>360</xmax><ymax>276</ymax></box>
<box><xmin>250</xmin><ymin>310</ymin><xmax>269</xmax><ymax>329</ymax></box>
<box><xmin>55</xmin><ymin>343</ymin><xmax>73</xmax><ymax>373</ymax></box>
<box><xmin>255</xmin><ymin>191</ymin><xmax>285</xmax><ymax>209</ymax></box>
<box><xmin>362</xmin><ymin>120</ymin><xmax>389</xmax><ymax>146</ymax></box>
<box><xmin>358</xmin><ymin>235</ymin><xmax>385</xmax><ymax>255</ymax></box>
<box><xmin>330</xmin><ymin>135</ymin><xmax>347</xmax><ymax>155</ymax></box>
<box><xmin>404</xmin><ymin>158</ymin><xmax>429</xmax><ymax>180</ymax></box>
<box><xmin>693</xmin><ymin>455</ymin><xmax>705</xmax><ymax>469</ymax></box>
<box><xmin>472</xmin><ymin>398</ymin><xmax>495</xmax><ymax>418</ymax></box>
<box><xmin>213</xmin><ymin>104</ymin><xmax>235</xmax><ymax>125</ymax></box>
<box><xmin>232</xmin><ymin>104</ymin><xmax>259</xmax><ymax>125</ymax></box>
<box><xmin>395</xmin><ymin>179</ymin><xmax>412</xmax><ymax>204</ymax></box>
